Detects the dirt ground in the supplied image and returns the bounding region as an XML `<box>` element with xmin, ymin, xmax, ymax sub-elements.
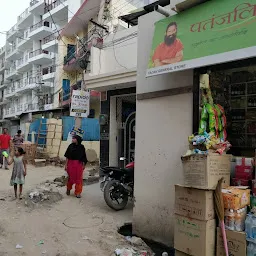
<box><xmin>0</xmin><ymin>165</ymin><xmax>133</xmax><ymax>256</ymax></box>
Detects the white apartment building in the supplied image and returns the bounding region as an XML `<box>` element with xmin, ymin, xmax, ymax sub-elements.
<box><xmin>0</xmin><ymin>46</ymin><xmax>6</xmax><ymax>125</ymax></box>
<box><xmin>2</xmin><ymin>0</ymin><xmax>84</xmax><ymax>133</ymax></box>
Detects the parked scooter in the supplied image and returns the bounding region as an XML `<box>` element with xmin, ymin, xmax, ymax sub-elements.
<box><xmin>100</xmin><ymin>157</ymin><xmax>134</xmax><ymax>211</ymax></box>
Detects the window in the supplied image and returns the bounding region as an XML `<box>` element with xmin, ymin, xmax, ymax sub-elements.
<box><xmin>62</xmin><ymin>79</ymin><xmax>70</xmax><ymax>101</ymax></box>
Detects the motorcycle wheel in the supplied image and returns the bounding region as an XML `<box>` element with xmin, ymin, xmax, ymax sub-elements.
<box><xmin>104</xmin><ymin>180</ymin><xmax>129</xmax><ymax>211</ymax></box>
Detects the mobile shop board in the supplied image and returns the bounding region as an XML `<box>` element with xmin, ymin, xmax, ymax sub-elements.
<box><xmin>70</xmin><ymin>90</ymin><xmax>90</xmax><ymax>118</ymax></box>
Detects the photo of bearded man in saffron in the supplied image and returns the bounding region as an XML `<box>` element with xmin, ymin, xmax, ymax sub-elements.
<box><xmin>152</xmin><ymin>21</ymin><xmax>184</xmax><ymax>67</ymax></box>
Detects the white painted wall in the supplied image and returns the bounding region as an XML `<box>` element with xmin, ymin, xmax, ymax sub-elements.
<box><xmin>90</xmin><ymin>26</ymin><xmax>137</xmax><ymax>75</ymax></box>
<box><xmin>133</xmin><ymin>10</ymin><xmax>193</xmax><ymax>246</ymax></box>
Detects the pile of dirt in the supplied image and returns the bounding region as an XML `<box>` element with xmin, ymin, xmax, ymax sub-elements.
<box><xmin>25</xmin><ymin>183</ymin><xmax>63</xmax><ymax>209</ymax></box>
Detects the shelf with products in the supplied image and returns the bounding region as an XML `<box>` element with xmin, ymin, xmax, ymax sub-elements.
<box><xmin>228</xmin><ymin>80</ymin><xmax>256</xmax><ymax>148</ymax></box>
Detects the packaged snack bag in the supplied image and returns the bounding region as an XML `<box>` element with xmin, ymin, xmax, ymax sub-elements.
<box><xmin>205</xmin><ymin>103</ymin><xmax>215</xmax><ymax>115</ymax></box>
<box><xmin>199</xmin><ymin>120</ymin><xmax>207</xmax><ymax>134</ymax></box>
<box><xmin>201</xmin><ymin>105</ymin><xmax>208</xmax><ymax>120</ymax></box>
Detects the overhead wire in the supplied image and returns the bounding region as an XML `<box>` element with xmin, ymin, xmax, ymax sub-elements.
<box><xmin>2</xmin><ymin>0</ymin><xmax>142</xmax><ymax>113</ymax></box>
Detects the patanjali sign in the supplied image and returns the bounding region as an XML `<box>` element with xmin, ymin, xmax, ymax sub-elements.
<box><xmin>147</xmin><ymin>0</ymin><xmax>256</xmax><ymax>77</ymax></box>
<box><xmin>70</xmin><ymin>90</ymin><xmax>90</xmax><ymax>118</ymax></box>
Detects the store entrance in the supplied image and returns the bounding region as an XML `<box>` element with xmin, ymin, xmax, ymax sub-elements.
<box><xmin>195</xmin><ymin>58</ymin><xmax>256</xmax><ymax>157</ymax></box>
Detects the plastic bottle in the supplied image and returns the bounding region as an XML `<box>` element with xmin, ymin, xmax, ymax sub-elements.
<box><xmin>225</xmin><ymin>209</ymin><xmax>235</xmax><ymax>230</ymax></box>
<box><xmin>235</xmin><ymin>209</ymin><xmax>245</xmax><ymax>231</ymax></box>
<box><xmin>252</xmin><ymin>215</ymin><xmax>256</xmax><ymax>239</ymax></box>
<box><xmin>229</xmin><ymin>209</ymin><xmax>235</xmax><ymax>231</ymax></box>
<box><xmin>246</xmin><ymin>214</ymin><xmax>252</xmax><ymax>239</ymax></box>
<box><xmin>224</xmin><ymin>209</ymin><xmax>229</xmax><ymax>229</ymax></box>
<box><xmin>247</xmin><ymin>242</ymin><xmax>254</xmax><ymax>256</ymax></box>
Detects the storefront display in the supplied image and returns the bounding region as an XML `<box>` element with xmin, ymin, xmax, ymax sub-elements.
<box><xmin>175</xmin><ymin>71</ymin><xmax>256</xmax><ymax>256</ymax></box>
<box><xmin>209</xmin><ymin>66</ymin><xmax>256</xmax><ymax>155</ymax></box>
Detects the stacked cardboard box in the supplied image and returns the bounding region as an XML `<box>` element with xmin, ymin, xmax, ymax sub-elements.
<box><xmin>174</xmin><ymin>153</ymin><xmax>231</xmax><ymax>256</ymax></box>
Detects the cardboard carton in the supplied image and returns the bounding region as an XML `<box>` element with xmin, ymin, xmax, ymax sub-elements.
<box><xmin>174</xmin><ymin>215</ymin><xmax>216</xmax><ymax>256</ymax></box>
<box><xmin>216</xmin><ymin>228</ymin><xmax>246</xmax><ymax>256</ymax></box>
<box><xmin>175</xmin><ymin>185</ymin><xmax>215</xmax><ymax>220</ymax></box>
<box><xmin>222</xmin><ymin>186</ymin><xmax>250</xmax><ymax>210</ymax></box>
<box><xmin>181</xmin><ymin>153</ymin><xmax>231</xmax><ymax>189</ymax></box>
<box><xmin>175</xmin><ymin>250</ymin><xmax>190</xmax><ymax>256</ymax></box>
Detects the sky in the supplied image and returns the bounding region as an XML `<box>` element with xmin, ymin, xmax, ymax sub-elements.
<box><xmin>0</xmin><ymin>0</ymin><xmax>31</xmax><ymax>47</ymax></box>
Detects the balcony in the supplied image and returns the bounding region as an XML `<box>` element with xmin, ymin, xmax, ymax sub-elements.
<box><xmin>16</xmin><ymin>104</ymin><xmax>24</xmax><ymax>113</ymax></box>
<box><xmin>16</xmin><ymin>77</ymin><xmax>41</xmax><ymax>94</ymax></box>
<box><xmin>5</xmin><ymin>66</ymin><xmax>20</xmax><ymax>80</ymax></box>
<box><xmin>17</xmin><ymin>8</ymin><xmax>33</xmax><ymax>29</ymax></box>
<box><xmin>4</xmin><ymin>85</ymin><xmax>17</xmax><ymax>99</ymax></box>
<box><xmin>29</xmin><ymin>21</ymin><xmax>53</xmax><ymax>40</ymax></box>
<box><xmin>42</xmin><ymin>66</ymin><xmax>55</xmax><ymax>81</ymax></box>
<box><xmin>24</xmin><ymin>103</ymin><xmax>39</xmax><ymax>113</ymax></box>
<box><xmin>0</xmin><ymin>61</ymin><xmax>6</xmax><ymax>74</ymax></box>
<box><xmin>17</xmin><ymin>55</ymin><xmax>31</xmax><ymax>72</ymax></box>
<box><xmin>63</xmin><ymin>52</ymin><xmax>82</xmax><ymax>72</ymax></box>
<box><xmin>29</xmin><ymin>0</ymin><xmax>46</xmax><ymax>14</ymax></box>
<box><xmin>0</xmin><ymin>80</ymin><xmax>6</xmax><ymax>89</ymax></box>
<box><xmin>17</xmin><ymin>30</ymin><xmax>32</xmax><ymax>51</ymax></box>
<box><xmin>7</xmin><ymin>25</ymin><xmax>21</xmax><ymax>41</ymax></box>
<box><xmin>42</xmin><ymin>32</ymin><xmax>59</xmax><ymax>53</ymax></box>
<box><xmin>43</xmin><ymin>0</ymin><xmax>68</xmax><ymax>23</ymax></box>
<box><xmin>0</xmin><ymin>46</ymin><xmax>5</xmax><ymax>57</ymax></box>
<box><xmin>5</xmin><ymin>44</ymin><xmax>22</xmax><ymax>61</ymax></box>
<box><xmin>0</xmin><ymin>97</ymin><xmax>6</xmax><ymax>106</ymax></box>
<box><xmin>29</xmin><ymin>49</ymin><xmax>53</xmax><ymax>65</ymax></box>
<box><xmin>4</xmin><ymin>105</ymin><xmax>23</xmax><ymax>119</ymax></box>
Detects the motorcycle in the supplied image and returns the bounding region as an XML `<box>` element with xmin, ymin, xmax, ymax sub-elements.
<box><xmin>100</xmin><ymin>158</ymin><xmax>134</xmax><ymax>211</ymax></box>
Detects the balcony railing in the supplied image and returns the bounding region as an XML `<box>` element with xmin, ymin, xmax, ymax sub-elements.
<box><xmin>29</xmin><ymin>76</ymin><xmax>41</xmax><ymax>84</ymax></box>
<box><xmin>42</xmin><ymin>65</ymin><xmax>56</xmax><ymax>75</ymax></box>
<box><xmin>30</xmin><ymin>21</ymin><xmax>51</xmax><ymax>32</ymax></box>
<box><xmin>6</xmin><ymin>44</ymin><xmax>17</xmax><ymax>56</ymax></box>
<box><xmin>17</xmin><ymin>104</ymin><xmax>23</xmax><ymax>112</ymax></box>
<box><xmin>43</xmin><ymin>31</ymin><xmax>59</xmax><ymax>44</ymax></box>
<box><xmin>44</xmin><ymin>0</ymin><xmax>67</xmax><ymax>13</ymax></box>
<box><xmin>0</xmin><ymin>46</ymin><xmax>5</xmax><ymax>55</ymax></box>
<box><xmin>17</xmin><ymin>55</ymin><xmax>29</xmax><ymax>67</ymax></box>
<box><xmin>18</xmin><ymin>8</ymin><xmax>29</xmax><ymax>22</ymax></box>
<box><xmin>10</xmin><ymin>107</ymin><xmax>15</xmax><ymax>114</ymax></box>
<box><xmin>17</xmin><ymin>30</ymin><xmax>29</xmax><ymax>45</ymax></box>
<box><xmin>24</xmin><ymin>103</ymin><xmax>39</xmax><ymax>111</ymax></box>
<box><xmin>7</xmin><ymin>25</ymin><xmax>17</xmax><ymax>37</ymax></box>
<box><xmin>64</xmin><ymin>52</ymin><xmax>76</xmax><ymax>65</ymax></box>
<box><xmin>6</xmin><ymin>65</ymin><xmax>17</xmax><ymax>76</ymax></box>
<box><xmin>29</xmin><ymin>49</ymin><xmax>49</xmax><ymax>58</ymax></box>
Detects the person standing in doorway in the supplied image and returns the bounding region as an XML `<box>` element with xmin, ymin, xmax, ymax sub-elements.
<box><xmin>13</xmin><ymin>130</ymin><xmax>24</xmax><ymax>150</ymax></box>
<box><xmin>64</xmin><ymin>135</ymin><xmax>87</xmax><ymax>198</ymax></box>
<box><xmin>0</xmin><ymin>128</ymin><xmax>11</xmax><ymax>170</ymax></box>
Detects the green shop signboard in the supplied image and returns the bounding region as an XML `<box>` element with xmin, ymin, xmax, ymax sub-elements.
<box><xmin>147</xmin><ymin>0</ymin><xmax>256</xmax><ymax>77</ymax></box>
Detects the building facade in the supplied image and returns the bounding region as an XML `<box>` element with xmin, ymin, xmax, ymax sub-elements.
<box><xmin>1</xmin><ymin>0</ymin><xmax>84</xmax><ymax>135</ymax></box>
<box><xmin>57</xmin><ymin>0</ymin><xmax>148</xmax><ymax>167</ymax></box>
